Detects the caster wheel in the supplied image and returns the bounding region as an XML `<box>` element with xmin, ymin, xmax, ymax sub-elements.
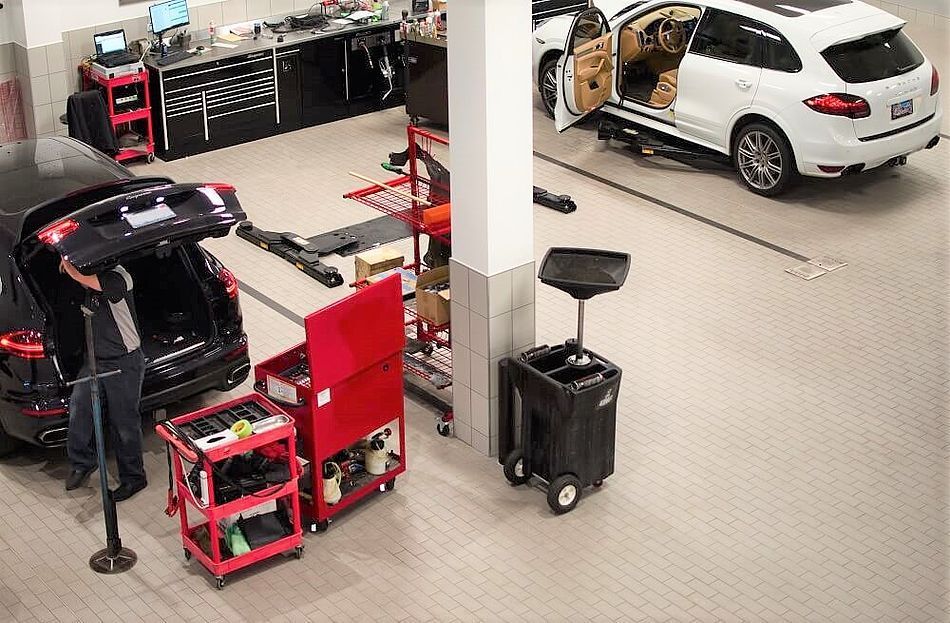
<box><xmin>422</xmin><ymin>343</ymin><xmax>435</xmax><ymax>356</ymax></box>
<box><xmin>503</xmin><ymin>449</ymin><xmax>530</xmax><ymax>486</ymax></box>
<box><xmin>215</xmin><ymin>576</ymin><xmax>225</xmax><ymax>590</ymax></box>
<box><xmin>183</xmin><ymin>548</ymin><xmax>191</xmax><ymax>561</ymax></box>
<box><xmin>295</xmin><ymin>545</ymin><xmax>304</xmax><ymax>560</ymax></box>
<box><xmin>311</xmin><ymin>520</ymin><xmax>329</xmax><ymax>533</ymax></box>
<box><xmin>146</xmin><ymin>153</ymin><xmax>156</xmax><ymax>164</ymax></box>
<box><xmin>592</xmin><ymin>479</ymin><xmax>604</xmax><ymax>488</ymax></box>
<box><xmin>437</xmin><ymin>421</ymin><xmax>452</xmax><ymax>437</ymax></box>
<box><xmin>384</xmin><ymin>478</ymin><xmax>395</xmax><ymax>491</ymax></box>
<box><xmin>547</xmin><ymin>474</ymin><xmax>582</xmax><ymax>514</ymax></box>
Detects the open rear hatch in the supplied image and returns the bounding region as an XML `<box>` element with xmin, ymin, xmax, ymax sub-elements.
<box><xmin>32</xmin><ymin>183</ymin><xmax>245</xmax><ymax>272</ymax></box>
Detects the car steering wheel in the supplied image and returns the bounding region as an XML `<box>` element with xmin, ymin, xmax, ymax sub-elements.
<box><xmin>657</xmin><ymin>18</ymin><xmax>687</xmax><ymax>54</ymax></box>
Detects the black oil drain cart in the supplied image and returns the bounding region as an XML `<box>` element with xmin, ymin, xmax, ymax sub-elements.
<box><xmin>499</xmin><ymin>247</ymin><xmax>630</xmax><ymax>514</ymax></box>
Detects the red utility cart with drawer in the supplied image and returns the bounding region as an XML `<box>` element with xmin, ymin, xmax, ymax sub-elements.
<box><xmin>253</xmin><ymin>275</ymin><xmax>407</xmax><ymax>532</ymax></box>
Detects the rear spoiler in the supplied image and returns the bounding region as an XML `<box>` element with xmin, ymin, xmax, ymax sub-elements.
<box><xmin>811</xmin><ymin>13</ymin><xmax>905</xmax><ymax>51</ymax></box>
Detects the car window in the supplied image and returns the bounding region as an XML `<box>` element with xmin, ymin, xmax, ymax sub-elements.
<box><xmin>571</xmin><ymin>11</ymin><xmax>608</xmax><ymax>51</ymax></box>
<box><xmin>760</xmin><ymin>25</ymin><xmax>802</xmax><ymax>72</ymax></box>
<box><xmin>821</xmin><ymin>28</ymin><xmax>924</xmax><ymax>83</ymax></box>
<box><xmin>689</xmin><ymin>9</ymin><xmax>759</xmax><ymax>66</ymax></box>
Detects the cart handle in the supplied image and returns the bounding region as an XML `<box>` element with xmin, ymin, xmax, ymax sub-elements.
<box><xmin>154</xmin><ymin>424</ymin><xmax>200</xmax><ymax>463</ymax></box>
<box><xmin>253</xmin><ymin>380</ymin><xmax>306</xmax><ymax>408</ymax></box>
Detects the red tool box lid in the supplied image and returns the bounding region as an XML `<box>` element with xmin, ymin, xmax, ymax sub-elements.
<box><xmin>305</xmin><ymin>274</ymin><xmax>405</xmax><ymax>392</ymax></box>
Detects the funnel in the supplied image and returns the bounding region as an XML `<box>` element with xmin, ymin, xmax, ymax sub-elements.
<box><xmin>538</xmin><ymin>247</ymin><xmax>630</xmax><ymax>366</ymax></box>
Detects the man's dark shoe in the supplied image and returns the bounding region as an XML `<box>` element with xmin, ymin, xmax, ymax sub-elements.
<box><xmin>111</xmin><ymin>480</ymin><xmax>147</xmax><ymax>502</ymax></box>
<box><xmin>65</xmin><ymin>467</ymin><xmax>97</xmax><ymax>491</ymax></box>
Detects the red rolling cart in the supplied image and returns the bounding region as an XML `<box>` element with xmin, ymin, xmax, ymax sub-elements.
<box><xmin>254</xmin><ymin>275</ymin><xmax>407</xmax><ymax>532</ymax></box>
<box><xmin>155</xmin><ymin>394</ymin><xmax>303</xmax><ymax>589</ymax></box>
<box><xmin>82</xmin><ymin>65</ymin><xmax>155</xmax><ymax>164</ymax></box>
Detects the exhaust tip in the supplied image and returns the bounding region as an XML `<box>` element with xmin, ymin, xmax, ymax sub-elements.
<box><xmin>227</xmin><ymin>362</ymin><xmax>250</xmax><ymax>385</ymax></box>
<box><xmin>926</xmin><ymin>136</ymin><xmax>940</xmax><ymax>149</ymax></box>
<box><xmin>37</xmin><ymin>427</ymin><xmax>68</xmax><ymax>446</ymax></box>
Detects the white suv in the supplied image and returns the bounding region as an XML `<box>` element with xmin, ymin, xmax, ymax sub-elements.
<box><xmin>533</xmin><ymin>0</ymin><xmax>942</xmax><ymax>195</ymax></box>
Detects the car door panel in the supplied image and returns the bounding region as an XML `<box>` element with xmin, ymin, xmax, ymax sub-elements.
<box><xmin>676</xmin><ymin>53</ymin><xmax>761</xmax><ymax>146</ymax></box>
<box><xmin>673</xmin><ymin>9</ymin><xmax>764</xmax><ymax>148</ymax></box>
<box><xmin>574</xmin><ymin>35</ymin><xmax>614</xmax><ymax>113</ymax></box>
<box><xmin>555</xmin><ymin>8</ymin><xmax>614</xmax><ymax>132</ymax></box>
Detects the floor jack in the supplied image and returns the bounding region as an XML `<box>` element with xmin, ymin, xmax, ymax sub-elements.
<box><xmin>387</xmin><ymin>147</ymin><xmax>578</xmax><ymax>214</ymax></box>
<box><xmin>236</xmin><ymin>223</ymin><xmax>346</xmax><ymax>288</ymax></box>
<box><xmin>597</xmin><ymin>118</ymin><xmax>728</xmax><ymax>163</ymax></box>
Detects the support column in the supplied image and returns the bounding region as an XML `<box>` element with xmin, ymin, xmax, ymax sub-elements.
<box><xmin>447</xmin><ymin>0</ymin><xmax>535</xmax><ymax>456</ymax></box>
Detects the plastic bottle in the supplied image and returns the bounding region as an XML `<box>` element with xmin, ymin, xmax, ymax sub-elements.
<box><xmin>382</xmin><ymin>0</ymin><xmax>390</xmax><ymax>20</ymax></box>
<box><xmin>208</xmin><ymin>20</ymin><xmax>216</xmax><ymax>45</ymax></box>
<box><xmin>199</xmin><ymin>469</ymin><xmax>209</xmax><ymax>505</ymax></box>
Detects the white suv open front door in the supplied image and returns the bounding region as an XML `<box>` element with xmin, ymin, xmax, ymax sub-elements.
<box><xmin>555</xmin><ymin>8</ymin><xmax>614</xmax><ymax>132</ymax></box>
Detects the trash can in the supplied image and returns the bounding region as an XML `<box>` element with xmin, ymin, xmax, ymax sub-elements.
<box><xmin>498</xmin><ymin>247</ymin><xmax>630</xmax><ymax>514</ymax></box>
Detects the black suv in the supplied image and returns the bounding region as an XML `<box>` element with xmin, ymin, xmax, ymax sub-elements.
<box><xmin>0</xmin><ymin>137</ymin><xmax>250</xmax><ymax>455</ymax></box>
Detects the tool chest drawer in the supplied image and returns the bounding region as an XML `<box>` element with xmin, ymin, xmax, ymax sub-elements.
<box><xmin>162</xmin><ymin>53</ymin><xmax>274</xmax><ymax>91</ymax></box>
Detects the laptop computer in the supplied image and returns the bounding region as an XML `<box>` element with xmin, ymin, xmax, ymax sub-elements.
<box><xmin>93</xmin><ymin>29</ymin><xmax>138</xmax><ymax>67</ymax></box>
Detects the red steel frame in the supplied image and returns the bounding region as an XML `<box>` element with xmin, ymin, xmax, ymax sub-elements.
<box><xmin>253</xmin><ymin>276</ymin><xmax>407</xmax><ymax>531</ymax></box>
<box><xmin>344</xmin><ymin>126</ymin><xmax>453</xmax><ymax>390</ymax></box>
<box><xmin>82</xmin><ymin>65</ymin><xmax>155</xmax><ymax>163</ymax></box>
<box><xmin>155</xmin><ymin>394</ymin><xmax>303</xmax><ymax>584</ymax></box>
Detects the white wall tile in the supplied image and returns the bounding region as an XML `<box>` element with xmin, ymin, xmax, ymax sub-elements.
<box><xmin>246</xmin><ymin>0</ymin><xmax>271</xmax><ymax>19</ymax></box>
<box><xmin>48</xmin><ymin>71</ymin><xmax>69</xmax><ymax>103</ymax></box>
<box><xmin>30</xmin><ymin>75</ymin><xmax>51</xmax><ymax>106</ymax></box>
<box><xmin>45</xmin><ymin>43</ymin><xmax>65</xmax><ymax>74</ymax></box>
<box><xmin>27</xmin><ymin>46</ymin><xmax>48</xmax><ymax>77</ymax></box>
<box><xmin>33</xmin><ymin>104</ymin><xmax>54</xmax><ymax>135</ymax></box>
<box><xmin>222</xmin><ymin>0</ymin><xmax>249</xmax><ymax>25</ymax></box>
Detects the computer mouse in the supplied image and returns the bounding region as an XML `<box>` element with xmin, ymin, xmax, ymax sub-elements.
<box><xmin>196</xmin><ymin>45</ymin><xmax>205</xmax><ymax>51</ymax></box>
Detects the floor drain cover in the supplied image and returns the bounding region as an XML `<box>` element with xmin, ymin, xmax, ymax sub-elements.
<box><xmin>786</xmin><ymin>263</ymin><xmax>827</xmax><ymax>280</ymax></box>
<box><xmin>808</xmin><ymin>256</ymin><xmax>848</xmax><ymax>272</ymax></box>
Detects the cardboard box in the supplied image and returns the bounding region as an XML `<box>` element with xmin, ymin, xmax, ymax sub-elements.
<box><xmin>415</xmin><ymin>266</ymin><xmax>450</xmax><ymax>326</ymax></box>
<box><xmin>355</xmin><ymin>247</ymin><xmax>405</xmax><ymax>282</ymax></box>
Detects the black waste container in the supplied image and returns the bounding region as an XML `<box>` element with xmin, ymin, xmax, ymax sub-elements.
<box><xmin>498</xmin><ymin>247</ymin><xmax>629</xmax><ymax>514</ymax></box>
<box><xmin>499</xmin><ymin>340</ymin><xmax>621</xmax><ymax>514</ymax></box>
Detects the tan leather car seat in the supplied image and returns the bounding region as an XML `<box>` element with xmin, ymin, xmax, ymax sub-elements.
<box><xmin>659</xmin><ymin>68</ymin><xmax>678</xmax><ymax>88</ymax></box>
<box><xmin>620</xmin><ymin>26</ymin><xmax>642</xmax><ymax>64</ymax></box>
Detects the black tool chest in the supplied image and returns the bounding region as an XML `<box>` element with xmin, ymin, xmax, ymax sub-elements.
<box><xmin>149</xmin><ymin>24</ymin><xmax>405</xmax><ymax>160</ymax></box>
<box><xmin>152</xmin><ymin>51</ymin><xmax>278</xmax><ymax>159</ymax></box>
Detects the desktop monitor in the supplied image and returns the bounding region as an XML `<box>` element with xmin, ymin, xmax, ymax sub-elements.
<box><xmin>149</xmin><ymin>0</ymin><xmax>190</xmax><ymax>35</ymax></box>
<box><xmin>94</xmin><ymin>30</ymin><xmax>127</xmax><ymax>55</ymax></box>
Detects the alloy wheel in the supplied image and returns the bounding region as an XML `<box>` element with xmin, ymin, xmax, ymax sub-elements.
<box><xmin>541</xmin><ymin>66</ymin><xmax>558</xmax><ymax>115</ymax></box>
<box><xmin>737</xmin><ymin>130</ymin><xmax>783</xmax><ymax>191</ymax></box>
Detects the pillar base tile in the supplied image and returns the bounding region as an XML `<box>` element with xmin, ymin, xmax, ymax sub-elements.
<box><xmin>452</xmin><ymin>343</ymin><xmax>471</xmax><ymax>389</ymax></box>
<box><xmin>452</xmin><ymin>384</ymin><xmax>472</xmax><ymax>427</ymax></box>
<box><xmin>450</xmin><ymin>261</ymin><xmax>536</xmax><ymax>456</ymax></box>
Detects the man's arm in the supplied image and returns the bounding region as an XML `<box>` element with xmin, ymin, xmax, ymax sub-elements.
<box><xmin>60</xmin><ymin>258</ymin><xmax>102</xmax><ymax>291</ymax></box>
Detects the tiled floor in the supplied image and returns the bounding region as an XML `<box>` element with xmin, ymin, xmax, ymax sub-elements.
<box><xmin>1</xmin><ymin>27</ymin><xmax>948</xmax><ymax>623</ymax></box>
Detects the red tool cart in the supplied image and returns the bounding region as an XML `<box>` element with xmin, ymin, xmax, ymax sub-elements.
<box><xmin>253</xmin><ymin>275</ymin><xmax>407</xmax><ymax>532</ymax></box>
<box><xmin>155</xmin><ymin>394</ymin><xmax>304</xmax><ymax>589</ymax></box>
<box><xmin>82</xmin><ymin>64</ymin><xmax>156</xmax><ymax>164</ymax></box>
<box><xmin>345</xmin><ymin>125</ymin><xmax>454</xmax><ymax>434</ymax></box>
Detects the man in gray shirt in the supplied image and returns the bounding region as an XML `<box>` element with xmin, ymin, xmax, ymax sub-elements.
<box><xmin>61</xmin><ymin>258</ymin><xmax>147</xmax><ymax>502</ymax></box>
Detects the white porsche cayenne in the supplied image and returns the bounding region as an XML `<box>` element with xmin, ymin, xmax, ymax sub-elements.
<box><xmin>533</xmin><ymin>0</ymin><xmax>942</xmax><ymax>195</ymax></box>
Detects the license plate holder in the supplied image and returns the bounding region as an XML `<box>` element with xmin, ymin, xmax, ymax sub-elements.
<box><xmin>891</xmin><ymin>99</ymin><xmax>913</xmax><ymax>120</ymax></box>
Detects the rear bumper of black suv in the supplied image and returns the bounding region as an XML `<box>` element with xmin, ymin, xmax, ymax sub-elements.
<box><xmin>0</xmin><ymin>335</ymin><xmax>250</xmax><ymax>448</ymax></box>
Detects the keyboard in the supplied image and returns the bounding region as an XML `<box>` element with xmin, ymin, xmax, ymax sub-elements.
<box><xmin>156</xmin><ymin>50</ymin><xmax>195</xmax><ymax>67</ymax></box>
<box><xmin>98</xmin><ymin>51</ymin><xmax>139</xmax><ymax>67</ymax></box>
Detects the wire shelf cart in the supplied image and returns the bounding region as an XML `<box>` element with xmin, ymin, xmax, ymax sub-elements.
<box><xmin>253</xmin><ymin>275</ymin><xmax>407</xmax><ymax>532</ymax></box>
<box><xmin>345</xmin><ymin>125</ymin><xmax>454</xmax><ymax>433</ymax></box>
<box><xmin>155</xmin><ymin>394</ymin><xmax>304</xmax><ymax>589</ymax></box>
